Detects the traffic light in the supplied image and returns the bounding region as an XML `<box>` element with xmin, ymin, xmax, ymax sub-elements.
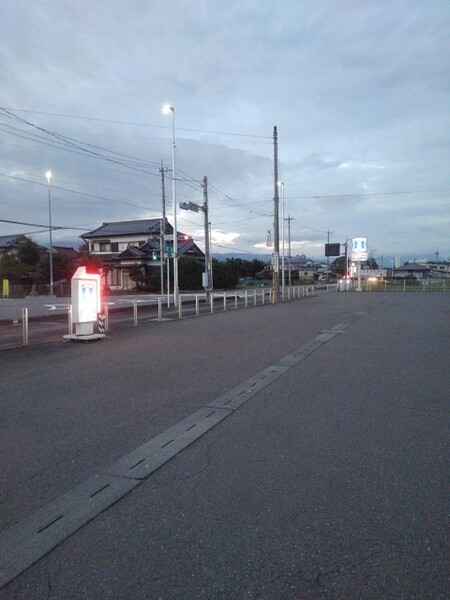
<box><xmin>152</xmin><ymin>251</ymin><xmax>159</xmax><ymax>261</ymax></box>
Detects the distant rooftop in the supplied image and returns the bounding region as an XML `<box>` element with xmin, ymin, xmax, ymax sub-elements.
<box><xmin>81</xmin><ymin>219</ymin><xmax>166</xmax><ymax>238</ymax></box>
<box><xmin>0</xmin><ymin>234</ymin><xmax>27</xmax><ymax>248</ymax></box>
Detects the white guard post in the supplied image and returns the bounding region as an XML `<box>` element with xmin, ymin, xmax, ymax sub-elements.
<box><xmin>64</xmin><ymin>266</ymin><xmax>104</xmax><ymax>341</ymax></box>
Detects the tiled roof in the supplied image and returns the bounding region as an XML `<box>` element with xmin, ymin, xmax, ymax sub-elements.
<box><xmin>396</xmin><ymin>262</ymin><xmax>431</xmax><ymax>271</ymax></box>
<box><xmin>0</xmin><ymin>234</ymin><xmax>26</xmax><ymax>248</ymax></box>
<box><xmin>81</xmin><ymin>219</ymin><xmax>165</xmax><ymax>238</ymax></box>
<box><xmin>178</xmin><ymin>238</ymin><xmax>205</xmax><ymax>257</ymax></box>
<box><xmin>53</xmin><ymin>246</ymin><xmax>81</xmax><ymax>259</ymax></box>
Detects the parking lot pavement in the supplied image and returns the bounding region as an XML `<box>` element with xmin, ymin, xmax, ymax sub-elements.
<box><xmin>1</xmin><ymin>292</ymin><xmax>448</xmax><ymax>598</ymax></box>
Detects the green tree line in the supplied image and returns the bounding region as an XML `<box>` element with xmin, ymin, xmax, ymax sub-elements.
<box><xmin>1</xmin><ymin>239</ymin><xmax>267</xmax><ymax>293</ymax></box>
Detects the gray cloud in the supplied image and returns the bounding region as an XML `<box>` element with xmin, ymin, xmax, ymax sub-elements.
<box><xmin>1</xmin><ymin>0</ymin><xmax>449</xmax><ymax>261</ymax></box>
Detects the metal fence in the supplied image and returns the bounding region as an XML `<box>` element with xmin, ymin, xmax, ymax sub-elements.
<box><xmin>0</xmin><ymin>286</ymin><xmax>317</xmax><ymax>350</ymax></box>
<box><xmin>364</xmin><ymin>279</ymin><xmax>447</xmax><ymax>292</ymax></box>
<box><xmin>1</xmin><ymin>282</ymin><xmax>72</xmax><ymax>299</ymax></box>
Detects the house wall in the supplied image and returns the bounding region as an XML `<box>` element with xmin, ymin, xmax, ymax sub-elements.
<box><xmin>88</xmin><ymin>234</ymin><xmax>153</xmax><ymax>254</ymax></box>
<box><xmin>427</xmin><ymin>262</ymin><xmax>450</xmax><ymax>278</ymax></box>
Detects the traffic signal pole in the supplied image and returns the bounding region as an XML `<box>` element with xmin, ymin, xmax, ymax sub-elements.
<box><xmin>178</xmin><ymin>178</ymin><xmax>212</xmax><ymax>301</ymax></box>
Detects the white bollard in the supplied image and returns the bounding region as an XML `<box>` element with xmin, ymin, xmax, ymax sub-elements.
<box><xmin>67</xmin><ymin>304</ymin><xmax>73</xmax><ymax>335</ymax></box>
<box><xmin>104</xmin><ymin>302</ymin><xmax>110</xmax><ymax>331</ymax></box>
<box><xmin>158</xmin><ymin>297</ymin><xmax>162</xmax><ymax>320</ymax></box>
<box><xmin>22</xmin><ymin>307</ymin><xmax>28</xmax><ymax>345</ymax></box>
<box><xmin>133</xmin><ymin>299</ymin><xmax>138</xmax><ymax>326</ymax></box>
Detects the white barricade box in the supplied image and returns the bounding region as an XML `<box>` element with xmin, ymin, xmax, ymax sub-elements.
<box><xmin>64</xmin><ymin>266</ymin><xmax>104</xmax><ymax>341</ymax></box>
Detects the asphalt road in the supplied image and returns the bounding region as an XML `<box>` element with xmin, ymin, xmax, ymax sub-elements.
<box><xmin>0</xmin><ymin>292</ymin><xmax>448</xmax><ymax>599</ymax></box>
<box><xmin>0</xmin><ymin>293</ymin><xmax>166</xmax><ymax>321</ymax></box>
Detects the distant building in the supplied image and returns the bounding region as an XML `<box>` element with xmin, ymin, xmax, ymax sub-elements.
<box><xmin>393</xmin><ymin>262</ymin><xmax>431</xmax><ymax>280</ymax></box>
<box><xmin>53</xmin><ymin>246</ymin><xmax>81</xmax><ymax>261</ymax></box>
<box><xmin>0</xmin><ymin>234</ymin><xmax>47</xmax><ymax>258</ymax></box>
<box><xmin>417</xmin><ymin>260</ymin><xmax>450</xmax><ymax>279</ymax></box>
<box><xmin>81</xmin><ymin>219</ymin><xmax>204</xmax><ymax>291</ymax></box>
<box><xmin>258</xmin><ymin>255</ymin><xmax>318</xmax><ymax>282</ymax></box>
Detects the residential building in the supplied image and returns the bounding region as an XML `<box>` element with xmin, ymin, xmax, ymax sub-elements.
<box><xmin>0</xmin><ymin>234</ymin><xmax>47</xmax><ymax>258</ymax></box>
<box><xmin>393</xmin><ymin>262</ymin><xmax>431</xmax><ymax>280</ymax></box>
<box><xmin>417</xmin><ymin>260</ymin><xmax>450</xmax><ymax>279</ymax></box>
<box><xmin>257</xmin><ymin>255</ymin><xmax>318</xmax><ymax>282</ymax></box>
<box><xmin>81</xmin><ymin>219</ymin><xmax>204</xmax><ymax>291</ymax></box>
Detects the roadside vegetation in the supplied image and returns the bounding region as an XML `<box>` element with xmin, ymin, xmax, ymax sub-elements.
<box><xmin>1</xmin><ymin>239</ymin><xmax>267</xmax><ymax>296</ymax></box>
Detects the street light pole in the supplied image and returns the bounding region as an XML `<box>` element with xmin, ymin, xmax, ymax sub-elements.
<box><xmin>163</xmin><ymin>104</ymin><xmax>179</xmax><ymax>306</ymax></box>
<box><xmin>45</xmin><ymin>170</ymin><xmax>54</xmax><ymax>296</ymax></box>
<box><xmin>273</xmin><ymin>126</ymin><xmax>280</xmax><ymax>303</ymax></box>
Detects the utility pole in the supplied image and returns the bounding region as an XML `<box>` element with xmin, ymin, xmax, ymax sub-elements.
<box><xmin>286</xmin><ymin>215</ymin><xmax>295</xmax><ymax>287</ymax></box>
<box><xmin>326</xmin><ymin>229</ymin><xmax>334</xmax><ymax>282</ymax></box>
<box><xmin>202</xmin><ymin>176</ymin><xmax>212</xmax><ymax>301</ymax></box>
<box><xmin>179</xmin><ymin>178</ymin><xmax>212</xmax><ymax>300</ymax></box>
<box><xmin>273</xmin><ymin>126</ymin><xmax>280</xmax><ymax>302</ymax></box>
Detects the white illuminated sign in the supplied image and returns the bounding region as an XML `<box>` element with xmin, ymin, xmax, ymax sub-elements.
<box><xmin>71</xmin><ymin>267</ymin><xmax>101</xmax><ymax>324</ymax></box>
<box><xmin>351</xmin><ymin>237</ymin><xmax>368</xmax><ymax>262</ymax></box>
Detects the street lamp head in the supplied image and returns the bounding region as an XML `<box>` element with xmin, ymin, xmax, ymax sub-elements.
<box><xmin>162</xmin><ymin>104</ymin><xmax>174</xmax><ymax>114</ymax></box>
<box><xmin>45</xmin><ymin>170</ymin><xmax>52</xmax><ymax>183</ymax></box>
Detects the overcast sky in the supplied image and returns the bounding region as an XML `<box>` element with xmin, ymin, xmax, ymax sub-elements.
<box><xmin>1</xmin><ymin>0</ymin><xmax>449</xmax><ymax>263</ymax></box>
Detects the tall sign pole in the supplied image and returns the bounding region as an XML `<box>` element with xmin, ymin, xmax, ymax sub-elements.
<box><xmin>351</xmin><ymin>237</ymin><xmax>367</xmax><ymax>292</ymax></box>
<box><xmin>273</xmin><ymin>126</ymin><xmax>280</xmax><ymax>303</ymax></box>
<box><xmin>326</xmin><ymin>229</ymin><xmax>334</xmax><ymax>282</ymax></box>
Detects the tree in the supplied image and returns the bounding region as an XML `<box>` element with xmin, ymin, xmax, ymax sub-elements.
<box><xmin>178</xmin><ymin>258</ymin><xmax>204</xmax><ymax>290</ymax></box>
<box><xmin>220</xmin><ymin>258</ymin><xmax>265</xmax><ymax>278</ymax></box>
<box><xmin>0</xmin><ymin>254</ymin><xmax>26</xmax><ymax>280</ymax></box>
<box><xmin>78</xmin><ymin>241</ymin><xmax>102</xmax><ymax>272</ymax></box>
<box><xmin>251</xmin><ymin>259</ymin><xmax>266</xmax><ymax>277</ymax></box>
<box><xmin>39</xmin><ymin>252</ymin><xmax>75</xmax><ymax>284</ymax></box>
<box><xmin>331</xmin><ymin>256</ymin><xmax>347</xmax><ymax>275</ymax></box>
<box><xmin>17</xmin><ymin>238</ymin><xmax>41</xmax><ymax>267</ymax></box>
<box><xmin>212</xmin><ymin>259</ymin><xmax>241</xmax><ymax>289</ymax></box>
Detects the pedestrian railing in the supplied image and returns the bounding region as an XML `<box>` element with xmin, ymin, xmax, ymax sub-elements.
<box><xmin>338</xmin><ymin>279</ymin><xmax>448</xmax><ymax>292</ymax></box>
<box><xmin>0</xmin><ymin>285</ymin><xmax>317</xmax><ymax>349</ymax></box>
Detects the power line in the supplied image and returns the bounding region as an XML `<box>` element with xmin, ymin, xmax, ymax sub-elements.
<box><xmin>1</xmin><ymin>109</ymin><xmax>272</xmax><ymax>225</ymax></box>
<box><xmin>0</xmin><ymin>218</ymin><xmax>86</xmax><ymax>231</ymax></box>
<box><xmin>1</xmin><ymin>107</ymin><xmax>272</xmax><ymax>139</ymax></box>
<box><xmin>0</xmin><ymin>110</ymin><xmax>163</xmax><ymax>175</ymax></box>
<box><xmin>0</xmin><ymin>172</ymin><xmax>161</xmax><ymax>212</ymax></box>
<box><xmin>286</xmin><ymin>189</ymin><xmax>450</xmax><ymax>199</ymax></box>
